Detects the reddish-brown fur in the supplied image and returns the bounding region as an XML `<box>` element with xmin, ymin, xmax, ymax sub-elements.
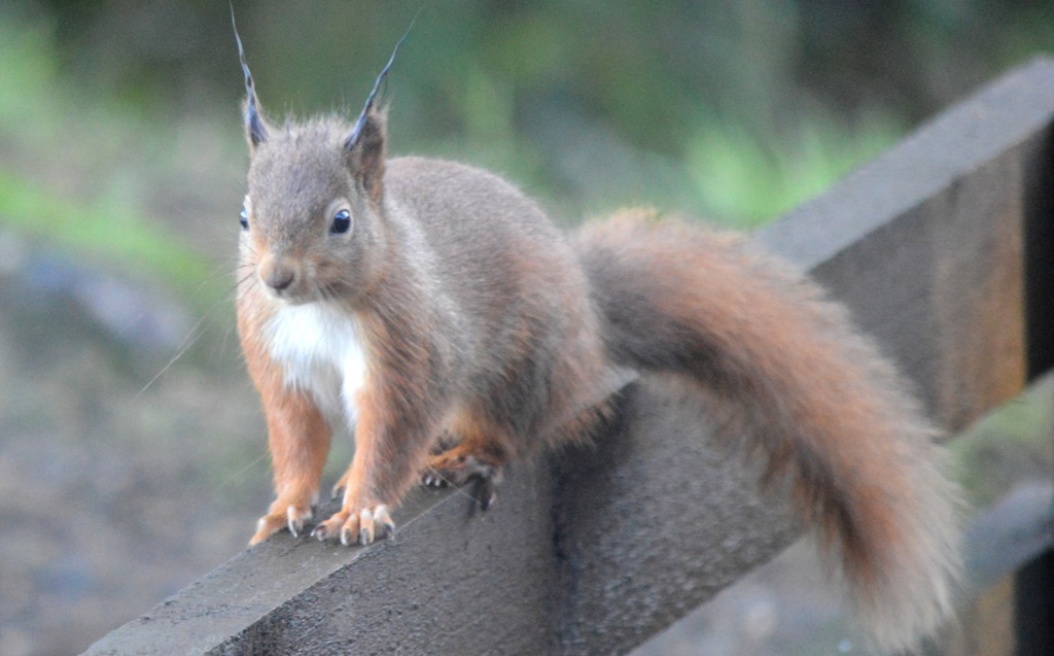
<box><xmin>235</xmin><ymin>98</ymin><xmax>959</xmax><ymax>650</ymax></box>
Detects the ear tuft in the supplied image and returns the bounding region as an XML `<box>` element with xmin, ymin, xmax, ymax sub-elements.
<box><xmin>344</xmin><ymin>13</ymin><xmax>414</xmax><ymax>152</ymax></box>
<box><xmin>345</xmin><ymin>107</ymin><xmax>388</xmax><ymax>201</ymax></box>
<box><xmin>232</xmin><ymin>8</ymin><xmax>269</xmax><ymax>149</ymax></box>
<box><xmin>342</xmin><ymin>13</ymin><xmax>415</xmax><ymax>201</ymax></box>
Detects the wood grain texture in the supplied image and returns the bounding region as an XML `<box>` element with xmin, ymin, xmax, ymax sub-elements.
<box><xmin>757</xmin><ymin>57</ymin><xmax>1054</xmax><ymax>430</ymax></box>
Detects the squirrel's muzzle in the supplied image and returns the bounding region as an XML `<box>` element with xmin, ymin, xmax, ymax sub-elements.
<box><xmin>258</xmin><ymin>257</ymin><xmax>299</xmax><ymax>296</ymax></box>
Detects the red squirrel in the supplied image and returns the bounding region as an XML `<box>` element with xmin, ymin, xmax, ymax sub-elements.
<box><xmin>232</xmin><ymin>23</ymin><xmax>960</xmax><ymax>653</ymax></box>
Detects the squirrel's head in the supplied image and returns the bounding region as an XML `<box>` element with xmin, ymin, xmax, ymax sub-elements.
<box><xmin>233</xmin><ymin>12</ymin><xmax>407</xmax><ymax>306</ymax></box>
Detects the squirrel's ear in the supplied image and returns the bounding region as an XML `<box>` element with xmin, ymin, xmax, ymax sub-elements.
<box><xmin>242</xmin><ymin>96</ymin><xmax>269</xmax><ymax>151</ymax></box>
<box><xmin>232</xmin><ymin>9</ymin><xmax>268</xmax><ymax>150</ymax></box>
<box><xmin>343</xmin><ymin>18</ymin><xmax>413</xmax><ymax>201</ymax></box>
<box><xmin>344</xmin><ymin>108</ymin><xmax>387</xmax><ymax>201</ymax></box>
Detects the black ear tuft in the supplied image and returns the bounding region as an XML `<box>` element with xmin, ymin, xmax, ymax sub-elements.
<box><xmin>344</xmin><ymin>14</ymin><xmax>416</xmax><ymax>152</ymax></box>
<box><xmin>232</xmin><ymin>7</ymin><xmax>268</xmax><ymax>148</ymax></box>
<box><xmin>344</xmin><ymin>14</ymin><xmax>416</xmax><ymax>201</ymax></box>
<box><xmin>345</xmin><ymin>108</ymin><xmax>388</xmax><ymax>202</ymax></box>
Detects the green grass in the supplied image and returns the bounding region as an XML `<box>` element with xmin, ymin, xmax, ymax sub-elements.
<box><xmin>685</xmin><ymin>110</ymin><xmax>904</xmax><ymax>228</ymax></box>
<box><xmin>949</xmin><ymin>377</ymin><xmax>1054</xmax><ymax>508</ymax></box>
<box><xmin>0</xmin><ymin>10</ymin><xmax>217</xmax><ymax>301</ymax></box>
<box><xmin>0</xmin><ymin>169</ymin><xmax>211</xmax><ymax>286</ymax></box>
<box><xmin>0</xmin><ymin>6</ymin><xmax>904</xmax><ymax>292</ymax></box>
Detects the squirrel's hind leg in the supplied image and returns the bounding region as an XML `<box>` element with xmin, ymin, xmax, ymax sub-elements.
<box><xmin>424</xmin><ymin>448</ymin><xmax>505</xmax><ymax>510</ymax></box>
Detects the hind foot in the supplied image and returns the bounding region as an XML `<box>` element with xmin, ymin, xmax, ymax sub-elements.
<box><xmin>422</xmin><ymin>447</ymin><xmax>504</xmax><ymax>510</ymax></box>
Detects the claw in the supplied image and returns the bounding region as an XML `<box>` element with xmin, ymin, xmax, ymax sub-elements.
<box><xmin>254</xmin><ymin>516</ymin><xmax>271</xmax><ymax>544</ymax></box>
<box><xmin>424</xmin><ymin>451</ymin><xmax>503</xmax><ymax>510</ymax></box>
<box><xmin>286</xmin><ymin>505</ymin><xmax>312</xmax><ymax>538</ymax></box>
<box><xmin>359</xmin><ymin>508</ymin><xmax>375</xmax><ymax>545</ymax></box>
<box><xmin>422</xmin><ymin>473</ymin><xmax>449</xmax><ymax>488</ymax></box>
<box><xmin>477</xmin><ymin>478</ymin><xmax>497</xmax><ymax>511</ymax></box>
<box><xmin>250</xmin><ymin>501</ymin><xmax>314</xmax><ymax>545</ymax></box>
<box><xmin>375</xmin><ymin>505</ymin><xmax>395</xmax><ymax>538</ymax></box>
<box><xmin>313</xmin><ymin>504</ymin><xmax>394</xmax><ymax>547</ymax></box>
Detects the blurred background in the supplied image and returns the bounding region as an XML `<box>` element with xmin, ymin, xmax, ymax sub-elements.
<box><xmin>1</xmin><ymin>1</ymin><xmax>1052</xmax><ymax>655</ymax></box>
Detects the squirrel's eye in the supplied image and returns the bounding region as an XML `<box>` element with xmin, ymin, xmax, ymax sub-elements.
<box><xmin>239</xmin><ymin>208</ymin><xmax>249</xmax><ymax>231</ymax></box>
<box><xmin>330</xmin><ymin>208</ymin><xmax>352</xmax><ymax>235</ymax></box>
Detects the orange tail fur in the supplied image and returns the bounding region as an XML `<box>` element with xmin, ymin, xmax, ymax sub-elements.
<box><xmin>576</xmin><ymin>209</ymin><xmax>960</xmax><ymax>652</ymax></box>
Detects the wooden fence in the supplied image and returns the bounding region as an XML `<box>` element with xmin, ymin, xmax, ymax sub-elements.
<box><xmin>84</xmin><ymin>57</ymin><xmax>1054</xmax><ymax>656</ymax></box>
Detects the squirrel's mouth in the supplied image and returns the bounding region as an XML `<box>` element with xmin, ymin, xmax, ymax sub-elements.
<box><xmin>263</xmin><ymin>278</ymin><xmax>343</xmax><ymax>308</ymax></box>
<box><xmin>264</xmin><ymin>285</ymin><xmax>317</xmax><ymax>306</ymax></box>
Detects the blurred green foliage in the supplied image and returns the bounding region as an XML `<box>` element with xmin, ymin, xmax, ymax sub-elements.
<box><xmin>0</xmin><ymin>8</ymin><xmax>213</xmax><ymax>292</ymax></box>
<box><xmin>2</xmin><ymin>0</ymin><xmax>1053</xmax><ymax>288</ymax></box>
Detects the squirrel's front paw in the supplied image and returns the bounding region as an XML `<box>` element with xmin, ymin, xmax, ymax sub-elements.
<box><xmin>249</xmin><ymin>501</ymin><xmax>314</xmax><ymax>545</ymax></box>
<box><xmin>311</xmin><ymin>504</ymin><xmax>395</xmax><ymax>546</ymax></box>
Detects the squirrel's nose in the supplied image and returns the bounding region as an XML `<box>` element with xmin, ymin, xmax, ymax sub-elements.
<box><xmin>259</xmin><ymin>258</ymin><xmax>298</xmax><ymax>294</ymax></box>
<box><xmin>266</xmin><ymin>268</ymin><xmax>295</xmax><ymax>291</ymax></box>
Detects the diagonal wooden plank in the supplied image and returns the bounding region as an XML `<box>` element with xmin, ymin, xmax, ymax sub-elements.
<box><xmin>84</xmin><ymin>470</ymin><xmax>561</xmax><ymax>656</ymax></box>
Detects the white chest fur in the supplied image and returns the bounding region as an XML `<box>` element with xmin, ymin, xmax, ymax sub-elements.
<box><xmin>265</xmin><ymin>302</ymin><xmax>369</xmax><ymax>426</ymax></box>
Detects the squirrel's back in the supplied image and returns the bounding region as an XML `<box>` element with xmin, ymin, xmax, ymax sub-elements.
<box><xmin>384</xmin><ymin>156</ymin><xmax>574</xmax><ymax>319</ymax></box>
<box><xmin>381</xmin><ymin>156</ymin><xmax>624</xmax><ymax>451</ymax></box>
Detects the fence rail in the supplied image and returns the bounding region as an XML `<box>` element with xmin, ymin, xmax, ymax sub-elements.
<box><xmin>85</xmin><ymin>57</ymin><xmax>1054</xmax><ymax>656</ymax></box>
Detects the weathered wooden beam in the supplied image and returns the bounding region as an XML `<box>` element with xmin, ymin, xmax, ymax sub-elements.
<box><xmin>945</xmin><ymin>483</ymin><xmax>1054</xmax><ymax>656</ymax></box>
<box><xmin>758</xmin><ymin>56</ymin><xmax>1054</xmax><ymax>431</ymax></box>
<box><xmin>84</xmin><ymin>57</ymin><xmax>1054</xmax><ymax>656</ymax></box>
<box><xmin>552</xmin><ymin>379</ymin><xmax>797</xmax><ymax>655</ymax></box>
<box><xmin>86</xmin><ymin>467</ymin><xmax>562</xmax><ymax>655</ymax></box>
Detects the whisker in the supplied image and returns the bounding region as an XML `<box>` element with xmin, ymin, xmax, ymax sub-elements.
<box><xmin>217</xmin><ymin>447</ymin><xmax>271</xmax><ymax>491</ymax></box>
<box><xmin>135</xmin><ymin>272</ymin><xmax>254</xmax><ymax>400</ymax></box>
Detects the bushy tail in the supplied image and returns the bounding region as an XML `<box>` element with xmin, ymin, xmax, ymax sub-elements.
<box><xmin>575</xmin><ymin>209</ymin><xmax>961</xmax><ymax>653</ymax></box>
